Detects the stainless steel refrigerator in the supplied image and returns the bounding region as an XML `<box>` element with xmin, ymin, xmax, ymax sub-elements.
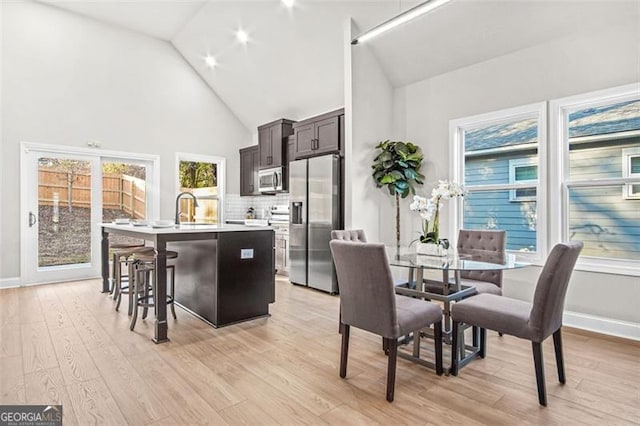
<box><xmin>289</xmin><ymin>154</ymin><xmax>341</xmax><ymax>293</ymax></box>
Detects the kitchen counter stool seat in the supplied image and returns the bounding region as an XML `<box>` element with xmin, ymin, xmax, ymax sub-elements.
<box><xmin>112</xmin><ymin>245</ymin><xmax>152</xmax><ymax>311</ymax></box>
<box><xmin>109</xmin><ymin>240</ymin><xmax>145</xmax><ymax>296</ymax></box>
<box><xmin>129</xmin><ymin>250</ymin><xmax>179</xmax><ymax>331</ymax></box>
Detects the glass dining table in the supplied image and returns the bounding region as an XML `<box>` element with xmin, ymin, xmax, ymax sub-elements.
<box><xmin>387</xmin><ymin>247</ymin><xmax>530</xmax><ymax>372</ymax></box>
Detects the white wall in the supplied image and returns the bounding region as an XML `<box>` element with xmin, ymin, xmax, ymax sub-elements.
<box><xmin>392</xmin><ymin>25</ymin><xmax>640</xmax><ymax>331</ymax></box>
<box><xmin>344</xmin><ymin>19</ymin><xmax>394</xmax><ymax>241</ymax></box>
<box><xmin>0</xmin><ymin>1</ymin><xmax>251</xmax><ymax>280</ymax></box>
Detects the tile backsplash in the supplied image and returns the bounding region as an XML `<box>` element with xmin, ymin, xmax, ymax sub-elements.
<box><xmin>225</xmin><ymin>193</ymin><xmax>289</xmax><ymax>220</ymax></box>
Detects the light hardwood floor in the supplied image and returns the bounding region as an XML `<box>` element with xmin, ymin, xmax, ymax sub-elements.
<box><xmin>1</xmin><ymin>277</ymin><xmax>639</xmax><ymax>425</ymax></box>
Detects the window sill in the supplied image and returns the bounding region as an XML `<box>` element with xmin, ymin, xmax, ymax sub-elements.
<box><xmin>574</xmin><ymin>259</ymin><xmax>640</xmax><ymax>277</ymax></box>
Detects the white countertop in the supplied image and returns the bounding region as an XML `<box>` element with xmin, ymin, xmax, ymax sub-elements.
<box><xmin>102</xmin><ymin>222</ymin><xmax>273</xmax><ymax>234</ymax></box>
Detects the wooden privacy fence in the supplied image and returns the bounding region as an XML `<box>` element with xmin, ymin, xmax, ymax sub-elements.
<box><xmin>38</xmin><ymin>169</ymin><xmax>146</xmax><ymax>218</ymax></box>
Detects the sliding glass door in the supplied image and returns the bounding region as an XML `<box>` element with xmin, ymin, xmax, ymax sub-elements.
<box><xmin>22</xmin><ymin>148</ymin><xmax>101</xmax><ymax>284</ymax></box>
<box><xmin>21</xmin><ymin>144</ymin><xmax>158</xmax><ymax>285</ymax></box>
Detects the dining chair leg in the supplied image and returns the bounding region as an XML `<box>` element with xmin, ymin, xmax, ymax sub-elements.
<box><xmin>433</xmin><ymin>321</ymin><xmax>443</xmax><ymax>375</ymax></box>
<box><xmin>382</xmin><ymin>337</ymin><xmax>389</xmax><ymax>355</ymax></box>
<box><xmin>553</xmin><ymin>328</ymin><xmax>566</xmax><ymax>384</ymax></box>
<box><xmin>386</xmin><ymin>337</ymin><xmax>398</xmax><ymax>402</ymax></box>
<box><xmin>339</xmin><ymin>323</ymin><xmax>350</xmax><ymax>379</ymax></box>
<box><xmin>472</xmin><ymin>326</ymin><xmax>479</xmax><ymax>347</ymax></box>
<box><xmin>450</xmin><ymin>320</ymin><xmax>459</xmax><ymax>376</ymax></box>
<box><xmin>479</xmin><ymin>328</ymin><xmax>487</xmax><ymax>358</ymax></box>
<box><xmin>532</xmin><ymin>341</ymin><xmax>547</xmax><ymax>406</ymax></box>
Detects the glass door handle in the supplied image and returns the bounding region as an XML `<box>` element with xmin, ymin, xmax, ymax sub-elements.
<box><xmin>28</xmin><ymin>212</ymin><xmax>37</xmax><ymax>227</ymax></box>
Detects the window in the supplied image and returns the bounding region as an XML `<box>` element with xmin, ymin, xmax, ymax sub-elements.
<box><xmin>452</xmin><ymin>103</ymin><xmax>546</xmax><ymax>256</ymax></box>
<box><xmin>622</xmin><ymin>147</ymin><xmax>640</xmax><ymax>199</ymax></box>
<box><xmin>509</xmin><ymin>158</ymin><xmax>538</xmax><ymax>201</ymax></box>
<box><xmin>451</xmin><ymin>86</ymin><xmax>639</xmax><ymax>275</ymax></box>
<box><xmin>552</xmin><ymin>85</ymin><xmax>640</xmax><ymax>271</ymax></box>
<box><xmin>175</xmin><ymin>153</ymin><xmax>226</xmax><ymax>224</ymax></box>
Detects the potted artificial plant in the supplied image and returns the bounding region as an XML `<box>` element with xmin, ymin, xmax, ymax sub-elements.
<box><xmin>372</xmin><ymin>140</ymin><xmax>425</xmax><ymax>251</ymax></box>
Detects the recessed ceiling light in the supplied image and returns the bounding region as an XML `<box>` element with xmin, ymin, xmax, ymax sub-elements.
<box><xmin>282</xmin><ymin>0</ymin><xmax>294</xmax><ymax>7</ymax></box>
<box><xmin>204</xmin><ymin>55</ymin><xmax>217</xmax><ymax>69</ymax></box>
<box><xmin>236</xmin><ymin>29</ymin><xmax>249</xmax><ymax>44</ymax></box>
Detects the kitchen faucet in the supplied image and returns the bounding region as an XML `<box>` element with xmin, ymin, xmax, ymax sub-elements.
<box><xmin>175</xmin><ymin>192</ymin><xmax>199</xmax><ymax>224</ymax></box>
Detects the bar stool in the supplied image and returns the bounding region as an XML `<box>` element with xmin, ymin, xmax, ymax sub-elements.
<box><xmin>109</xmin><ymin>241</ymin><xmax>145</xmax><ymax>297</ymax></box>
<box><xmin>114</xmin><ymin>246</ymin><xmax>155</xmax><ymax>314</ymax></box>
<box><xmin>129</xmin><ymin>250</ymin><xmax>178</xmax><ymax>331</ymax></box>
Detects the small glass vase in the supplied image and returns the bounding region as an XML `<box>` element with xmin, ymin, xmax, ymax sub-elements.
<box><xmin>415</xmin><ymin>242</ymin><xmax>447</xmax><ymax>257</ymax></box>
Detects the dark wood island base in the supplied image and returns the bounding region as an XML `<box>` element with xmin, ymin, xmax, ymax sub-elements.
<box><xmin>101</xmin><ymin>223</ymin><xmax>275</xmax><ymax>342</ymax></box>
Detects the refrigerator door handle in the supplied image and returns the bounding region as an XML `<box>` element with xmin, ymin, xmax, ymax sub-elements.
<box><xmin>291</xmin><ymin>202</ymin><xmax>303</xmax><ymax>225</ymax></box>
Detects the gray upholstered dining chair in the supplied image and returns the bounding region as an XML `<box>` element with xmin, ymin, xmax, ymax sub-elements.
<box><xmin>424</xmin><ymin>229</ymin><xmax>506</xmax><ymax>296</ymax></box>
<box><xmin>329</xmin><ymin>239</ymin><xmax>444</xmax><ymax>402</ymax></box>
<box><xmin>457</xmin><ymin>229</ymin><xmax>506</xmax><ymax>295</ymax></box>
<box><xmin>330</xmin><ymin>229</ymin><xmax>367</xmax><ymax>242</ymax></box>
<box><xmin>450</xmin><ymin>241</ymin><xmax>583</xmax><ymax>406</ymax></box>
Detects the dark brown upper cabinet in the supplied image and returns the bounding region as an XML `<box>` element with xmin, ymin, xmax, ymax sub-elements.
<box><xmin>240</xmin><ymin>146</ymin><xmax>259</xmax><ymax>196</ymax></box>
<box><xmin>292</xmin><ymin>108</ymin><xmax>344</xmax><ymax>160</ymax></box>
<box><xmin>286</xmin><ymin>135</ymin><xmax>295</xmax><ymax>169</ymax></box>
<box><xmin>258</xmin><ymin>119</ymin><xmax>295</xmax><ymax>169</ymax></box>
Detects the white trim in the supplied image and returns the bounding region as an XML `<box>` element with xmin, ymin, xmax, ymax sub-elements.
<box><xmin>175</xmin><ymin>152</ymin><xmax>226</xmax><ymax>224</ymax></box>
<box><xmin>0</xmin><ymin>277</ymin><xmax>21</xmax><ymax>289</ymax></box>
<box><xmin>22</xmin><ymin>142</ymin><xmax>160</xmax><ymax>162</ymax></box>
<box><xmin>564</xmin><ymin>311</ymin><xmax>640</xmax><ymax>341</ymax></box>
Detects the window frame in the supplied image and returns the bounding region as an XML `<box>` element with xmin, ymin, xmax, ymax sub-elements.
<box><xmin>550</xmin><ymin>84</ymin><xmax>640</xmax><ymax>276</ymax></box>
<box><xmin>622</xmin><ymin>147</ymin><xmax>640</xmax><ymax>199</ymax></box>
<box><xmin>450</xmin><ymin>102</ymin><xmax>547</xmax><ymax>263</ymax></box>
<box><xmin>509</xmin><ymin>158</ymin><xmax>538</xmax><ymax>202</ymax></box>
<box><xmin>175</xmin><ymin>152</ymin><xmax>226</xmax><ymax>224</ymax></box>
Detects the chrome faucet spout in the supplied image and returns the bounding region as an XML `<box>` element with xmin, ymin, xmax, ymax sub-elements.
<box><xmin>175</xmin><ymin>192</ymin><xmax>199</xmax><ymax>224</ymax></box>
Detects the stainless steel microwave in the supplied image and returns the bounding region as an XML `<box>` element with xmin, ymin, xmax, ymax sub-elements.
<box><xmin>258</xmin><ymin>167</ymin><xmax>284</xmax><ymax>193</ymax></box>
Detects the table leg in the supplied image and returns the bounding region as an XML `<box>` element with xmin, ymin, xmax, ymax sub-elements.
<box><xmin>412</xmin><ymin>268</ymin><xmax>424</xmax><ymax>357</ymax></box>
<box><xmin>101</xmin><ymin>227</ymin><xmax>110</xmax><ymax>293</ymax></box>
<box><xmin>442</xmin><ymin>270</ymin><xmax>451</xmax><ymax>336</ymax></box>
<box><xmin>153</xmin><ymin>241</ymin><xmax>169</xmax><ymax>343</ymax></box>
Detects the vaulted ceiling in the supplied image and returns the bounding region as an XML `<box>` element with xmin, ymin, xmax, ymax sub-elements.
<box><xmin>36</xmin><ymin>0</ymin><xmax>639</xmax><ymax>132</ymax></box>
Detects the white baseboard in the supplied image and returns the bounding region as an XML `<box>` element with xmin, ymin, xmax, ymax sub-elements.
<box><xmin>0</xmin><ymin>277</ymin><xmax>21</xmax><ymax>289</ymax></box>
<box><xmin>564</xmin><ymin>311</ymin><xmax>640</xmax><ymax>341</ymax></box>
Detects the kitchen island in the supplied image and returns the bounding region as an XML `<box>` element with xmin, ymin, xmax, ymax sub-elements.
<box><xmin>101</xmin><ymin>223</ymin><xmax>275</xmax><ymax>343</ymax></box>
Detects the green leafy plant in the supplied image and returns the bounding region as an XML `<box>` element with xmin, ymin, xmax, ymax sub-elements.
<box><xmin>372</xmin><ymin>140</ymin><xmax>425</xmax><ymax>250</ymax></box>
